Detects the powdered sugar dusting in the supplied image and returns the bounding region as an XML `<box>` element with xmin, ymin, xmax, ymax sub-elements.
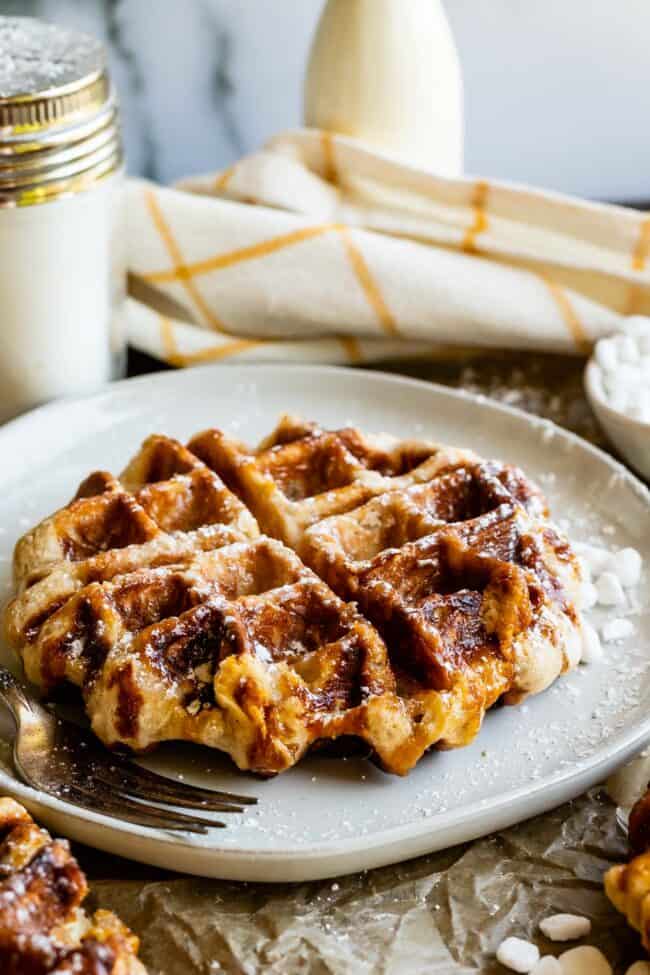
<box><xmin>0</xmin><ymin>16</ymin><xmax>104</xmax><ymax>99</ymax></box>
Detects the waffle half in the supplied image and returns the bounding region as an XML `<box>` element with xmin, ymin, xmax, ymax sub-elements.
<box><xmin>605</xmin><ymin>788</ymin><xmax>650</xmax><ymax>951</ymax></box>
<box><xmin>0</xmin><ymin>797</ymin><xmax>145</xmax><ymax>974</ymax></box>
<box><xmin>4</xmin><ymin>417</ymin><xmax>584</xmax><ymax>776</ymax></box>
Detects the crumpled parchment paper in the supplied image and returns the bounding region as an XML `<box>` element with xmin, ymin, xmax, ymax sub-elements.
<box><xmin>84</xmin><ymin>790</ymin><xmax>640</xmax><ymax>974</ymax></box>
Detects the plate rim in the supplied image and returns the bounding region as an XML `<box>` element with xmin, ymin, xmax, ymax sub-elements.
<box><xmin>0</xmin><ymin>362</ymin><xmax>648</xmax><ymax>879</ymax></box>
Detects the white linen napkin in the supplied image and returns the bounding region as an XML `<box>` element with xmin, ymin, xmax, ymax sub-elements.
<box><xmin>126</xmin><ymin>128</ymin><xmax>650</xmax><ymax>367</ymax></box>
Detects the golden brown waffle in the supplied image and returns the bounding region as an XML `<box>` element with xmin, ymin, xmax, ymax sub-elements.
<box><xmin>0</xmin><ymin>797</ymin><xmax>145</xmax><ymax>974</ymax></box>
<box><xmin>4</xmin><ymin>417</ymin><xmax>584</xmax><ymax>777</ymax></box>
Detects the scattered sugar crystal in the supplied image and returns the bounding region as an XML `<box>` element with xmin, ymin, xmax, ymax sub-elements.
<box><xmin>580</xmin><ymin>621</ymin><xmax>602</xmax><ymax>664</ymax></box>
<box><xmin>539</xmin><ymin>913</ymin><xmax>591</xmax><ymax>942</ymax></box>
<box><xmin>531</xmin><ymin>958</ymin><xmax>562</xmax><ymax>975</ymax></box>
<box><xmin>610</xmin><ymin>547</ymin><xmax>643</xmax><ymax>588</ymax></box>
<box><xmin>601</xmin><ymin>617</ymin><xmax>635</xmax><ymax>643</ymax></box>
<box><xmin>575</xmin><ymin>544</ymin><xmax>610</xmax><ymax>577</ymax></box>
<box><xmin>579</xmin><ymin>581</ymin><xmax>598</xmax><ymax>610</ymax></box>
<box><xmin>618</xmin><ymin>333</ymin><xmax>639</xmax><ymax>363</ymax></box>
<box><xmin>559</xmin><ymin>945</ymin><xmax>612</xmax><ymax>975</ymax></box>
<box><xmin>496</xmin><ymin>937</ymin><xmax>540</xmax><ymax>972</ymax></box>
<box><xmin>595</xmin><ymin>572</ymin><xmax>626</xmax><ymax>606</ymax></box>
<box><xmin>626</xmin><ymin>316</ymin><xmax>650</xmax><ymax>338</ymax></box>
<box><xmin>596</xmin><ymin>338</ymin><xmax>617</xmax><ymax>370</ymax></box>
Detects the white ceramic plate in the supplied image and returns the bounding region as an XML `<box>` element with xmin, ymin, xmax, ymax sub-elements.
<box><xmin>0</xmin><ymin>364</ymin><xmax>649</xmax><ymax>883</ymax></box>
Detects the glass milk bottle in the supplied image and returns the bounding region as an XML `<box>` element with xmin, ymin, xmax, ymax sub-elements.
<box><xmin>0</xmin><ymin>17</ymin><xmax>125</xmax><ymax>423</ymax></box>
<box><xmin>304</xmin><ymin>0</ymin><xmax>463</xmax><ymax>176</ymax></box>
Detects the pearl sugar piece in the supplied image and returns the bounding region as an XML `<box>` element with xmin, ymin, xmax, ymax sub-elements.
<box><xmin>531</xmin><ymin>959</ymin><xmax>562</xmax><ymax>975</ymax></box>
<box><xmin>595</xmin><ymin>337</ymin><xmax>618</xmax><ymax>371</ymax></box>
<box><xmin>575</xmin><ymin>544</ymin><xmax>610</xmax><ymax>578</ymax></box>
<box><xmin>539</xmin><ymin>913</ymin><xmax>591</xmax><ymax>942</ymax></box>
<box><xmin>595</xmin><ymin>571</ymin><xmax>626</xmax><ymax>607</ymax></box>
<box><xmin>579</xmin><ymin>581</ymin><xmax>598</xmax><ymax>611</ymax></box>
<box><xmin>592</xmin><ymin>318</ymin><xmax>650</xmax><ymax>423</ymax></box>
<box><xmin>580</xmin><ymin>621</ymin><xmax>603</xmax><ymax>663</ymax></box>
<box><xmin>559</xmin><ymin>945</ymin><xmax>612</xmax><ymax>975</ymax></box>
<box><xmin>610</xmin><ymin>547</ymin><xmax>642</xmax><ymax>588</ymax></box>
<box><xmin>496</xmin><ymin>937</ymin><xmax>540</xmax><ymax>972</ymax></box>
<box><xmin>601</xmin><ymin>617</ymin><xmax>635</xmax><ymax>643</ymax></box>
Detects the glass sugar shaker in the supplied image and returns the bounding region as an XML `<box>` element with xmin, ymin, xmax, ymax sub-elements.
<box><xmin>0</xmin><ymin>16</ymin><xmax>125</xmax><ymax>422</ymax></box>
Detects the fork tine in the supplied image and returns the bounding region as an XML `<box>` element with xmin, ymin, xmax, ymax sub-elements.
<box><xmin>110</xmin><ymin>789</ymin><xmax>226</xmax><ymax>830</ymax></box>
<box><xmin>61</xmin><ymin>783</ymin><xmax>215</xmax><ymax>834</ymax></box>
<box><xmin>106</xmin><ymin>774</ymin><xmax>245</xmax><ymax>814</ymax></box>
<box><xmin>107</xmin><ymin>754</ymin><xmax>257</xmax><ymax>806</ymax></box>
<box><xmin>66</xmin><ymin>776</ymin><xmax>227</xmax><ymax>831</ymax></box>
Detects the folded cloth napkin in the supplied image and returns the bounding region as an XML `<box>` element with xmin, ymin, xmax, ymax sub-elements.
<box><xmin>126</xmin><ymin>128</ymin><xmax>650</xmax><ymax>368</ymax></box>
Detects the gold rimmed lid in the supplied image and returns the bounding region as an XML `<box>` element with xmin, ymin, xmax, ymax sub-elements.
<box><xmin>0</xmin><ymin>16</ymin><xmax>122</xmax><ymax>206</ymax></box>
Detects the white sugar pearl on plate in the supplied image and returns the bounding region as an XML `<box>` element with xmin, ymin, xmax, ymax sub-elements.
<box><xmin>601</xmin><ymin>617</ymin><xmax>635</xmax><ymax>643</ymax></box>
<box><xmin>575</xmin><ymin>544</ymin><xmax>611</xmax><ymax>577</ymax></box>
<box><xmin>539</xmin><ymin>914</ymin><xmax>591</xmax><ymax>942</ymax></box>
<box><xmin>579</xmin><ymin>581</ymin><xmax>598</xmax><ymax>610</ymax></box>
<box><xmin>580</xmin><ymin>621</ymin><xmax>603</xmax><ymax>664</ymax></box>
<box><xmin>595</xmin><ymin>572</ymin><xmax>626</xmax><ymax>607</ymax></box>
<box><xmin>610</xmin><ymin>547</ymin><xmax>643</xmax><ymax>588</ymax></box>
<box><xmin>558</xmin><ymin>946</ymin><xmax>612</xmax><ymax>975</ymax></box>
<box><xmin>532</xmin><ymin>959</ymin><xmax>562</xmax><ymax>975</ymax></box>
<box><xmin>496</xmin><ymin>937</ymin><xmax>540</xmax><ymax>972</ymax></box>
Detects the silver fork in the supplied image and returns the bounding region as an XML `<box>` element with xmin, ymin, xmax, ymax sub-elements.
<box><xmin>0</xmin><ymin>666</ymin><xmax>256</xmax><ymax>834</ymax></box>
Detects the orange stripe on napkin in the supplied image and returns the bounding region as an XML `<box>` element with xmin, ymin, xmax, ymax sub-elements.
<box><xmin>625</xmin><ymin>216</ymin><xmax>650</xmax><ymax>314</ymax></box>
<box><xmin>159</xmin><ymin>315</ymin><xmax>180</xmax><ymax>363</ymax></box>
<box><xmin>213</xmin><ymin>165</ymin><xmax>236</xmax><ymax>193</ymax></box>
<box><xmin>631</xmin><ymin>216</ymin><xmax>650</xmax><ymax>271</ymax></box>
<box><xmin>158</xmin><ymin>315</ymin><xmax>263</xmax><ymax>367</ymax></box>
<box><xmin>174</xmin><ymin>338</ymin><xmax>263</xmax><ymax>366</ymax></box>
<box><xmin>338</xmin><ymin>226</ymin><xmax>399</xmax><ymax>337</ymax></box>
<box><xmin>337</xmin><ymin>335</ymin><xmax>363</xmax><ymax>363</ymax></box>
<box><xmin>143</xmin><ymin>223</ymin><xmax>343</xmax><ymax>283</ymax></box>
<box><xmin>321</xmin><ymin>131</ymin><xmax>340</xmax><ymax>185</ymax></box>
<box><xmin>144</xmin><ymin>189</ymin><xmax>228</xmax><ymax>333</ymax></box>
<box><xmin>541</xmin><ymin>275</ymin><xmax>591</xmax><ymax>353</ymax></box>
<box><xmin>461</xmin><ymin>181</ymin><xmax>490</xmax><ymax>254</ymax></box>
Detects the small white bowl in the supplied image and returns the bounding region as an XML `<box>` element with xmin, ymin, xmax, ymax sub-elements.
<box><xmin>585</xmin><ymin>358</ymin><xmax>650</xmax><ymax>481</ymax></box>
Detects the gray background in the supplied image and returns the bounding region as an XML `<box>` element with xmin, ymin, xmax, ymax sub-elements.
<box><xmin>4</xmin><ymin>0</ymin><xmax>650</xmax><ymax>201</ymax></box>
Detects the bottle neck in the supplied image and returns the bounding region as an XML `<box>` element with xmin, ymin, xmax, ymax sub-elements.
<box><xmin>304</xmin><ymin>0</ymin><xmax>464</xmax><ymax>175</ymax></box>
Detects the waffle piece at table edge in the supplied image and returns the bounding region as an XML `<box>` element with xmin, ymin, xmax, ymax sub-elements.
<box><xmin>0</xmin><ymin>797</ymin><xmax>146</xmax><ymax>974</ymax></box>
<box><xmin>605</xmin><ymin>784</ymin><xmax>650</xmax><ymax>951</ymax></box>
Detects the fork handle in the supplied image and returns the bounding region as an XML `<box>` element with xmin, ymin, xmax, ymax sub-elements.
<box><xmin>0</xmin><ymin>666</ymin><xmax>33</xmax><ymax>724</ymax></box>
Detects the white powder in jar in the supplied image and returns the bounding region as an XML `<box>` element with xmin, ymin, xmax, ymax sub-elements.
<box><xmin>0</xmin><ymin>16</ymin><xmax>125</xmax><ymax>422</ymax></box>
